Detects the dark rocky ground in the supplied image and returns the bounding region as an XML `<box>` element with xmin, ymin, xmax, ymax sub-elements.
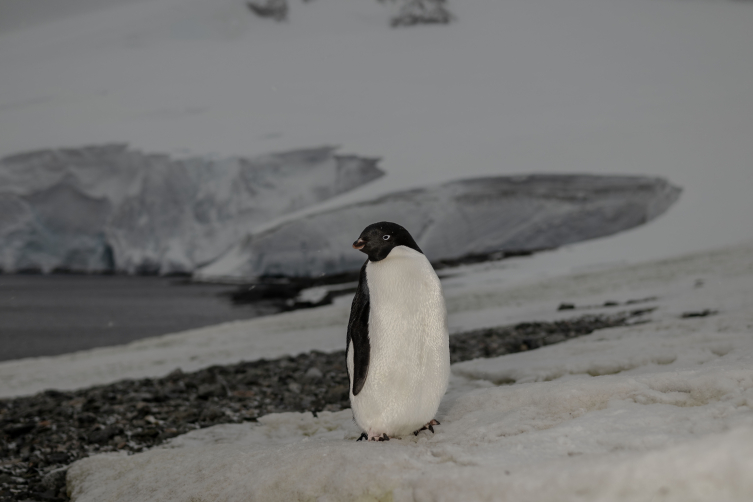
<box><xmin>0</xmin><ymin>309</ymin><xmax>653</xmax><ymax>502</ymax></box>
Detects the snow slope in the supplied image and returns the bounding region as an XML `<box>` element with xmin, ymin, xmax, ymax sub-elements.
<box><xmin>197</xmin><ymin>174</ymin><xmax>680</xmax><ymax>279</ymax></box>
<box><xmin>66</xmin><ymin>240</ymin><xmax>753</xmax><ymax>501</ymax></box>
<box><xmin>0</xmin><ymin>145</ymin><xmax>382</xmax><ymax>274</ymax></box>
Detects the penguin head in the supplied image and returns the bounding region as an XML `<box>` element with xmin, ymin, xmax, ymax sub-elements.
<box><xmin>352</xmin><ymin>221</ymin><xmax>423</xmax><ymax>262</ymax></box>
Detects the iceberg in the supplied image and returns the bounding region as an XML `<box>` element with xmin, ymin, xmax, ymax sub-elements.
<box><xmin>0</xmin><ymin>145</ymin><xmax>383</xmax><ymax>274</ymax></box>
<box><xmin>197</xmin><ymin>174</ymin><xmax>681</xmax><ymax>279</ymax></box>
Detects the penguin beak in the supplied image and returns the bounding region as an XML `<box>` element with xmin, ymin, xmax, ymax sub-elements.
<box><xmin>352</xmin><ymin>239</ymin><xmax>366</xmax><ymax>250</ymax></box>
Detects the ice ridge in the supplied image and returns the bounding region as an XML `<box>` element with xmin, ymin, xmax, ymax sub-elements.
<box><xmin>0</xmin><ymin>144</ymin><xmax>383</xmax><ymax>274</ymax></box>
<box><xmin>197</xmin><ymin>174</ymin><xmax>681</xmax><ymax>279</ymax></box>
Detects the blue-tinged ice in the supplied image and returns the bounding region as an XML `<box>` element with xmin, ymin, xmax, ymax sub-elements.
<box><xmin>0</xmin><ymin>144</ymin><xmax>383</xmax><ymax>274</ymax></box>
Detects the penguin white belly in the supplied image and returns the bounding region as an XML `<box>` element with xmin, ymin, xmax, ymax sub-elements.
<box><xmin>349</xmin><ymin>246</ymin><xmax>450</xmax><ymax>437</ymax></box>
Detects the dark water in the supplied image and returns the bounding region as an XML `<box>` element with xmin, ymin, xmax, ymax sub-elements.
<box><xmin>0</xmin><ymin>275</ymin><xmax>277</xmax><ymax>362</ymax></box>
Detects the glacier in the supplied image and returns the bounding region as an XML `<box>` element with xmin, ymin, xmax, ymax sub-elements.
<box><xmin>197</xmin><ymin>174</ymin><xmax>681</xmax><ymax>280</ymax></box>
<box><xmin>0</xmin><ymin>144</ymin><xmax>383</xmax><ymax>275</ymax></box>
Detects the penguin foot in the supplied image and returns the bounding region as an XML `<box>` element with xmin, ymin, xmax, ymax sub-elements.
<box><xmin>356</xmin><ymin>432</ymin><xmax>368</xmax><ymax>441</ymax></box>
<box><xmin>413</xmin><ymin>419</ymin><xmax>441</xmax><ymax>436</ymax></box>
<box><xmin>366</xmin><ymin>431</ymin><xmax>390</xmax><ymax>442</ymax></box>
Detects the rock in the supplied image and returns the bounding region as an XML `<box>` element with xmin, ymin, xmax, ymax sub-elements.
<box><xmin>88</xmin><ymin>425</ymin><xmax>123</xmax><ymax>444</ymax></box>
<box><xmin>166</xmin><ymin>368</ymin><xmax>184</xmax><ymax>380</ymax></box>
<box><xmin>544</xmin><ymin>334</ymin><xmax>566</xmax><ymax>345</ymax></box>
<box><xmin>199</xmin><ymin>407</ymin><xmax>225</xmax><ymax>422</ymax></box>
<box><xmin>304</xmin><ymin>367</ymin><xmax>323</xmax><ymax>381</ymax></box>
<box><xmin>40</xmin><ymin>467</ymin><xmax>68</xmax><ymax>492</ymax></box>
<box><xmin>391</xmin><ymin>0</ymin><xmax>455</xmax><ymax>27</ymax></box>
<box><xmin>681</xmin><ymin>309</ymin><xmax>718</xmax><ymax>318</ymax></box>
<box><xmin>288</xmin><ymin>382</ymin><xmax>302</xmax><ymax>394</ymax></box>
<box><xmin>3</xmin><ymin>423</ymin><xmax>35</xmax><ymax>438</ymax></box>
<box><xmin>246</xmin><ymin>0</ymin><xmax>288</xmax><ymax>22</ymax></box>
<box><xmin>325</xmin><ymin>385</ymin><xmax>349</xmax><ymax>403</ymax></box>
<box><xmin>46</xmin><ymin>453</ymin><xmax>68</xmax><ymax>464</ymax></box>
<box><xmin>197</xmin><ymin>384</ymin><xmax>227</xmax><ymax>399</ymax></box>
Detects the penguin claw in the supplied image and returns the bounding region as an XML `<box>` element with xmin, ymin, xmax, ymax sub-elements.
<box><xmin>413</xmin><ymin>419</ymin><xmax>441</xmax><ymax>436</ymax></box>
<box><xmin>365</xmin><ymin>431</ymin><xmax>390</xmax><ymax>441</ymax></box>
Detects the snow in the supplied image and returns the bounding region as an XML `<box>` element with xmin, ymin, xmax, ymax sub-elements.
<box><xmin>1</xmin><ymin>0</ymin><xmax>752</xmax><ymax>496</ymax></box>
<box><xmin>196</xmin><ymin>174</ymin><xmax>680</xmax><ymax>279</ymax></box>
<box><xmin>68</xmin><ymin>426</ymin><xmax>753</xmax><ymax>501</ymax></box>
<box><xmin>65</xmin><ymin>239</ymin><xmax>753</xmax><ymax>501</ymax></box>
<box><xmin>0</xmin><ymin>145</ymin><xmax>382</xmax><ymax>274</ymax></box>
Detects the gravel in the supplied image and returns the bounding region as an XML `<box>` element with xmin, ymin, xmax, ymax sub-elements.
<box><xmin>0</xmin><ymin>309</ymin><xmax>651</xmax><ymax>502</ymax></box>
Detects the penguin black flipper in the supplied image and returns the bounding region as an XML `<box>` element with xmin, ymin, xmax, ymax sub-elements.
<box><xmin>347</xmin><ymin>261</ymin><xmax>371</xmax><ymax>396</ymax></box>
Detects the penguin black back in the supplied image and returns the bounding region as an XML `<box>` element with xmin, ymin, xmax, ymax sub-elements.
<box><xmin>347</xmin><ymin>262</ymin><xmax>371</xmax><ymax>396</ymax></box>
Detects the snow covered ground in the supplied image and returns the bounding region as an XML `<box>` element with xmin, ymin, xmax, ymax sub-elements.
<box><xmin>64</xmin><ymin>239</ymin><xmax>753</xmax><ymax>501</ymax></box>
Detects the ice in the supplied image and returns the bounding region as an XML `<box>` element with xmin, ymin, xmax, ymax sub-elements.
<box><xmin>197</xmin><ymin>174</ymin><xmax>680</xmax><ymax>279</ymax></box>
<box><xmin>0</xmin><ymin>145</ymin><xmax>383</xmax><ymax>274</ymax></box>
<box><xmin>66</xmin><ymin>240</ymin><xmax>753</xmax><ymax>501</ymax></box>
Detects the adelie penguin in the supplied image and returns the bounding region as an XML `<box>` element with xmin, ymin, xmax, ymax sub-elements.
<box><xmin>347</xmin><ymin>222</ymin><xmax>450</xmax><ymax>441</ymax></box>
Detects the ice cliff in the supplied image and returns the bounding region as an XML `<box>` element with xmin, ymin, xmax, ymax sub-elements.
<box><xmin>196</xmin><ymin>174</ymin><xmax>681</xmax><ymax>279</ymax></box>
<box><xmin>0</xmin><ymin>145</ymin><xmax>383</xmax><ymax>274</ymax></box>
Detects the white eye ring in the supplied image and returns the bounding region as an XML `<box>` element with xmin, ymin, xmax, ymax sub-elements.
<box><xmin>383</xmin><ymin>234</ymin><xmax>390</xmax><ymax>241</ymax></box>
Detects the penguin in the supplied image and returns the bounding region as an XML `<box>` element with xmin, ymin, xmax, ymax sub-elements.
<box><xmin>346</xmin><ymin>221</ymin><xmax>450</xmax><ymax>441</ymax></box>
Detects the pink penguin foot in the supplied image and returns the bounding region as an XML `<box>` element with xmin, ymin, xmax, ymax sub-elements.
<box><xmin>369</xmin><ymin>432</ymin><xmax>390</xmax><ymax>442</ymax></box>
<box><xmin>355</xmin><ymin>431</ymin><xmax>390</xmax><ymax>441</ymax></box>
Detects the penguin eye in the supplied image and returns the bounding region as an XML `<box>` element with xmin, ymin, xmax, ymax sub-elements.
<box><xmin>383</xmin><ymin>234</ymin><xmax>390</xmax><ymax>241</ymax></box>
